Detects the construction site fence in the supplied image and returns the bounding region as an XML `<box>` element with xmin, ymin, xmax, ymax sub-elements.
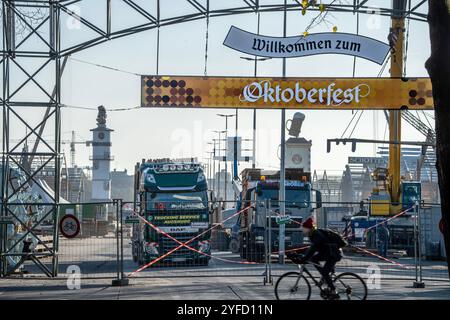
<box><xmin>0</xmin><ymin>200</ymin><xmax>448</xmax><ymax>285</ymax></box>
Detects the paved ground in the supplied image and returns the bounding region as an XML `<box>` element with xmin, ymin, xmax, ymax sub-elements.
<box><xmin>0</xmin><ymin>276</ymin><xmax>449</xmax><ymax>300</ymax></box>
<box><xmin>20</xmin><ymin>235</ymin><xmax>449</xmax><ymax>281</ymax></box>
<box><xmin>4</xmin><ymin>235</ymin><xmax>449</xmax><ymax>300</ymax></box>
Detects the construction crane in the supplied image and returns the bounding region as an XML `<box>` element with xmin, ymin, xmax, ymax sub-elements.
<box><xmin>327</xmin><ymin>0</ymin><xmax>425</xmax><ymax>216</ymax></box>
<box><xmin>385</xmin><ymin>109</ymin><xmax>436</xmax><ymax>181</ymax></box>
<box><xmin>401</xmin><ymin>110</ymin><xmax>436</xmax><ymax>144</ymax></box>
<box><xmin>12</xmin><ymin>130</ymin><xmax>88</xmax><ymax>168</ymax></box>
<box><xmin>369</xmin><ymin>0</ymin><xmax>422</xmax><ymax>217</ymax></box>
<box><xmin>69</xmin><ymin>131</ymin><xmax>89</xmax><ymax>168</ymax></box>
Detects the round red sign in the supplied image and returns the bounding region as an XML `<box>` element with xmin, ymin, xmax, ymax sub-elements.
<box><xmin>60</xmin><ymin>214</ymin><xmax>80</xmax><ymax>239</ymax></box>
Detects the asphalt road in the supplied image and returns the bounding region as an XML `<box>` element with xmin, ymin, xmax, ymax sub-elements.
<box><xmin>3</xmin><ymin>234</ymin><xmax>450</xmax><ymax>300</ymax></box>
<box><xmin>1</xmin><ymin>276</ymin><xmax>450</xmax><ymax>300</ymax></box>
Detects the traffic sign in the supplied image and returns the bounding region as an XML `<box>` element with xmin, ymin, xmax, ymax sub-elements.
<box><xmin>124</xmin><ymin>212</ymin><xmax>140</xmax><ymax>224</ymax></box>
<box><xmin>59</xmin><ymin>214</ymin><xmax>80</xmax><ymax>239</ymax></box>
<box><xmin>276</xmin><ymin>215</ymin><xmax>291</xmax><ymax>225</ymax></box>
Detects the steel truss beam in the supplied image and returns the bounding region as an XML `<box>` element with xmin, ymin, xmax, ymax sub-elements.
<box><xmin>1</xmin><ymin>0</ymin><xmax>428</xmax><ymax>277</ymax></box>
<box><xmin>17</xmin><ymin>0</ymin><xmax>427</xmax><ymax>57</ymax></box>
<box><xmin>1</xmin><ymin>0</ymin><xmax>61</xmax><ymax>277</ymax></box>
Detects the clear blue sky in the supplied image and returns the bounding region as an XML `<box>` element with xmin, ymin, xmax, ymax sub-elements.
<box><xmin>5</xmin><ymin>0</ymin><xmax>433</xmax><ymax>176</ymax></box>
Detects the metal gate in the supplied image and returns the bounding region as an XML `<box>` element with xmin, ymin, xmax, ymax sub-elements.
<box><xmin>122</xmin><ymin>200</ymin><xmax>271</xmax><ymax>281</ymax></box>
<box><xmin>0</xmin><ymin>200</ymin><xmax>121</xmax><ymax>279</ymax></box>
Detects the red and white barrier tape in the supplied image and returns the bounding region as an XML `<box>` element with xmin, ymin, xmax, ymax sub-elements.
<box><xmin>129</xmin><ymin>205</ymin><xmax>258</xmax><ymax>276</ymax></box>
<box><xmin>342</xmin><ymin>205</ymin><xmax>414</xmax><ymax>241</ymax></box>
<box><xmin>128</xmin><ymin>204</ymin><xmax>416</xmax><ymax>277</ymax></box>
<box><xmin>348</xmin><ymin>244</ymin><xmax>413</xmax><ymax>270</ymax></box>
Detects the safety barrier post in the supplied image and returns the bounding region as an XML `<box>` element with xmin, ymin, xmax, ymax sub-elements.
<box><xmin>112</xmin><ymin>199</ymin><xmax>129</xmax><ymax>287</ymax></box>
<box><xmin>267</xmin><ymin>199</ymin><xmax>273</xmax><ymax>284</ymax></box>
<box><xmin>263</xmin><ymin>200</ymin><xmax>273</xmax><ymax>285</ymax></box>
<box><xmin>0</xmin><ymin>202</ymin><xmax>5</xmax><ymax>277</ymax></box>
<box><xmin>263</xmin><ymin>200</ymin><xmax>268</xmax><ymax>284</ymax></box>
<box><xmin>413</xmin><ymin>201</ymin><xmax>425</xmax><ymax>288</ymax></box>
<box><xmin>52</xmin><ymin>204</ymin><xmax>60</xmax><ymax>277</ymax></box>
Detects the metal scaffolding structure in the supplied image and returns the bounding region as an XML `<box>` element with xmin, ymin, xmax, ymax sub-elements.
<box><xmin>1</xmin><ymin>0</ymin><xmax>429</xmax><ymax>277</ymax></box>
<box><xmin>1</xmin><ymin>0</ymin><xmax>62</xmax><ymax>277</ymax></box>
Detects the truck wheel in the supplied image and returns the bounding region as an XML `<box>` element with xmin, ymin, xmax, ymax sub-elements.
<box><xmin>230</xmin><ymin>239</ymin><xmax>240</xmax><ymax>253</ymax></box>
<box><xmin>217</xmin><ymin>230</ymin><xmax>229</xmax><ymax>251</ymax></box>
<box><xmin>198</xmin><ymin>258</ymin><xmax>209</xmax><ymax>266</ymax></box>
<box><xmin>137</xmin><ymin>246</ymin><xmax>144</xmax><ymax>265</ymax></box>
<box><xmin>247</xmin><ymin>241</ymin><xmax>264</xmax><ymax>263</ymax></box>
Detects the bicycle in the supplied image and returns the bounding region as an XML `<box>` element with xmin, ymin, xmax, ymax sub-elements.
<box><xmin>63</xmin><ymin>221</ymin><xmax>76</xmax><ymax>232</ymax></box>
<box><xmin>275</xmin><ymin>257</ymin><xmax>368</xmax><ymax>300</ymax></box>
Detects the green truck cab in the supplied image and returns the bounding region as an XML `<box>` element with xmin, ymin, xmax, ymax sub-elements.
<box><xmin>132</xmin><ymin>159</ymin><xmax>211</xmax><ymax>266</ymax></box>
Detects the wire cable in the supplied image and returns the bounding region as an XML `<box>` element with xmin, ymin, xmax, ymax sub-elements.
<box><xmin>340</xmin><ymin>55</ymin><xmax>390</xmax><ymax>139</ymax></box>
<box><xmin>69</xmin><ymin>57</ymin><xmax>141</xmax><ymax>77</ymax></box>
<box><xmin>349</xmin><ymin>109</ymin><xmax>364</xmax><ymax>138</ymax></box>
<box><xmin>340</xmin><ymin>110</ymin><xmax>359</xmax><ymax>139</ymax></box>
<box><xmin>62</xmin><ymin>104</ymin><xmax>140</xmax><ymax>112</ymax></box>
<box><xmin>422</xmin><ymin>110</ymin><xmax>434</xmax><ymax>130</ymax></box>
<box><xmin>403</xmin><ymin>0</ymin><xmax>412</xmax><ymax>76</ymax></box>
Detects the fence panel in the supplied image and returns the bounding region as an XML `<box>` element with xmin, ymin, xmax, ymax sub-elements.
<box><xmin>1</xmin><ymin>198</ymin><xmax>447</xmax><ymax>283</ymax></box>
<box><xmin>0</xmin><ymin>202</ymin><xmax>58</xmax><ymax>278</ymax></box>
<box><xmin>124</xmin><ymin>200</ymin><xmax>269</xmax><ymax>279</ymax></box>
<box><xmin>57</xmin><ymin>202</ymin><xmax>118</xmax><ymax>279</ymax></box>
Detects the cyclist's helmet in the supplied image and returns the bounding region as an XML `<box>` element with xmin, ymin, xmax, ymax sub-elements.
<box><xmin>302</xmin><ymin>216</ymin><xmax>315</xmax><ymax>229</ymax></box>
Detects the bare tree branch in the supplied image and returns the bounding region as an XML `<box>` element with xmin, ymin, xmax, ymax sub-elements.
<box><xmin>1</xmin><ymin>5</ymin><xmax>47</xmax><ymax>39</ymax></box>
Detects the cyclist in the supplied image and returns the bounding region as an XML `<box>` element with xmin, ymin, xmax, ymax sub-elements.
<box><xmin>297</xmin><ymin>217</ymin><xmax>347</xmax><ymax>299</ymax></box>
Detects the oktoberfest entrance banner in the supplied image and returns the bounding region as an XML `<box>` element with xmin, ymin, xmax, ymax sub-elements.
<box><xmin>141</xmin><ymin>76</ymin><xmax>433</xmax><ymax>110</ymax></box>
<box><xmin>223</xmin><ymin>26</ymin><xmax>390</xmax><ymax>65</ymax></box>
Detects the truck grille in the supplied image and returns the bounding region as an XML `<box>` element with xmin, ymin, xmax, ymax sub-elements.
<box><xmin>160</xmin><ymin>234</ymin><xmax>199</xmax><ymax>257</ymax></box>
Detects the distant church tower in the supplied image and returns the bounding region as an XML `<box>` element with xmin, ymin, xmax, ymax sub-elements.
<box><xmin>90</xmin><ymin>106</ymin><xmax>113</xmax><ymax>202</ymax></box>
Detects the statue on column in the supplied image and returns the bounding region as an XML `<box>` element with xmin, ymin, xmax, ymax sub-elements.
<box><xmin>96</xmin><ymin>105</ymin><xmax>107</xmax><ymax>126</ymax></box>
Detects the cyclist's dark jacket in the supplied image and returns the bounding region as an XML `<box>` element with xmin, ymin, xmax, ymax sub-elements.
<box><xmin>303</xmin><ymin>229</ymin><xmax>342</xmax><ymax>261</ymax></box>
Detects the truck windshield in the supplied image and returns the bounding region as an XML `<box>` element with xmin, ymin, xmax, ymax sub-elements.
<box><xmin>147</xmin><ymin>191</ymin><xmax>207</xmax><ymax>210</ymax></box>
<box><xmin>258</xmin><ymin>188</ymin><xmax>310</xmax><ymax>208</ymax></box>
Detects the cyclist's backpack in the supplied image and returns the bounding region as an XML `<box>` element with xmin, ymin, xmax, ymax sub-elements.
<box><xmin>323</xmin><ymin>229</ymin><xmax>348</xmax><ymax>248</ymax></box>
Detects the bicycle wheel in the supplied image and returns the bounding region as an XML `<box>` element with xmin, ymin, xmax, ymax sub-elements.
<box><xmin>275</xmin><ymin>272</ymin><xmax>311</xmax><ymax>300</ymax></box>
<box><xmin>333</xmin><ymin>272</ymin><xmax>368</xmax><ymax>300</ymax></box>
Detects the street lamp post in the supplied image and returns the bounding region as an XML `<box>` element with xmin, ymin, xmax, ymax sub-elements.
<box><xmin>207</xmin><ymin>142</ymin><xmax>216</xmax><ymax>193</ymax></box>
<box><xmin>217</xmin><ymin>114</ymin><xmax>235</xmax><ymax>208</ymax></box>
<box><xmin>213</xmin><ymin>131</ymin><xmax>226</xmax><ymax>204</ymax></box>
<box><xmin>206</xmin><ymin>151</ymin><xmax>214</xmax><ymax>182</ymax></box>
<box><xmin>278</xmin><ymin>0</ymin><xmax>288</xmax><ymax>265</ymax></box>
<box><xmin>202</xmin><ymin>157</ymin><xmax>210</xmax><ymax>184</ymax></box>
